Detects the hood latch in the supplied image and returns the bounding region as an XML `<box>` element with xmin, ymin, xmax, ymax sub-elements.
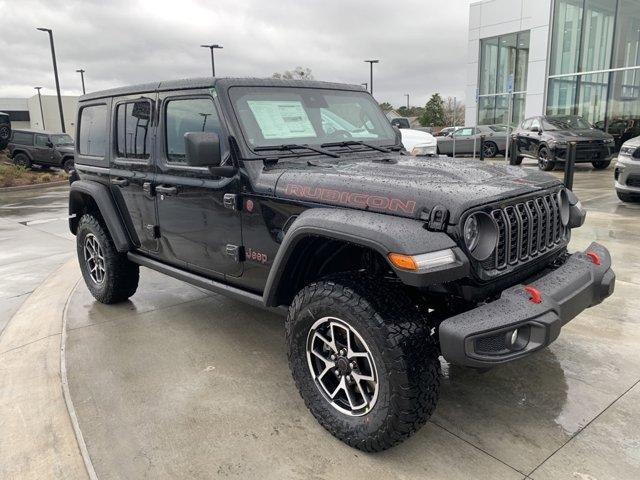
<box><xmin>426</xmin><ymin>205</ymin><xmax>450</xmax><ymax>232</ymax></box>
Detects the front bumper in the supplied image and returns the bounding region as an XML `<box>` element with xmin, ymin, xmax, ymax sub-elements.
<box><xmin>614</xmin><ymin>155</ymin><xmax>640</xmax><ymax>193</ymax></box>
<box><xmin>439</xmin><ymin>242</ymin><xmax>615</xmax><ymax>368</ymax></box>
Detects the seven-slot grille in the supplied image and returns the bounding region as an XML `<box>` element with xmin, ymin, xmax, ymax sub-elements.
<box><xmin>487</xmin><ymin>192</ymin><xmax>566</xmax><ymax>271</ymax></box>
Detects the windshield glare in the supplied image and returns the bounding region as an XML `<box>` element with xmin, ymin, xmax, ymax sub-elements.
<box><xmin>51</xmin><ymin>134</ymin><xmax>74</xmax><ymax>146</ymax></box>
<box><xmin>229</xmin><ymin>87</ymin><xmax>397</xmax><ymax>150</ymax></box>
<box><xmin>544</xmin><ymin>116</ymin><xmax>592</xmax><ymax>131</ymax></box>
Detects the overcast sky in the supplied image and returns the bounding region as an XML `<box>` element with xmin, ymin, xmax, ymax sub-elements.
<box><xmin>0</xmin><ymin>0</ymin><xmax>475</xmax><ymax>108</ymax></box>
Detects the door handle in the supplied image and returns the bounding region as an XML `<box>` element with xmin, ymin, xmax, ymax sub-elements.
<box><xmin>155</xmin><ymin>185</ymin><xmax>178</xmax><ymax>196</ymax></box>
<box><xmin>111</xmin><ymin>177</ymin><xmax>129</xmax><ymax>187</ymax></box>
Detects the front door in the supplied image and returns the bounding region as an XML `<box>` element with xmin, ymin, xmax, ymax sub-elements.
<box><xmin>109</xmin><ymin>95</ymin><xmax>159</xmax><ymax>252</ymax></box>
<box><xmin>154</xmin><ymin>92</ymin><xmax>242</xmax><ymax>277</ymax></box>
<box><xmin>33</xmin><ymin>134</ymin><xmax>53</xmax><ymax>165</ymax></box>
<box><xmin>451</xmin><ymin>127</ymin><xmax>475</xmax><ymax>154</ymax></box>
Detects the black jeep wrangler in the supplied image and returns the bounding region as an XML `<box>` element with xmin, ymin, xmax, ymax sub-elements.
<box><xmin>69</xmin><ymin>78</ymin><xmax>615</xmax><ymax>452</ymax></box>
<box><xmin>0</xmin><ymin>112</ymin><xmax>10</xmax><ymax>150</ymax></box>
<box><xmin>8</xmin><ymin>129</ymin><xmax>75</xmax><ymax>172</ymax></box>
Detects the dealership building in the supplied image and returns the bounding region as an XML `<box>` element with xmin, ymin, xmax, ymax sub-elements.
<box><xmin>0</xmin><ymin>95</ymin><xmax>78</xmax><ymax>136</ymax></box>
<box><xmin>466</xmin><ymin>0</ymin><xmax>640</xmax><ymax>138</ymax></box>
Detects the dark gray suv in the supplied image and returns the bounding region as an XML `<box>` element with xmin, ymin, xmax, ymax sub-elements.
<box><xmin>0</xmin><ymin>112</ymin><xmax>10</xmax><ymax>150</ymax></box>
<box><xmin>7</xmin><ymin>130</ymin><xmax>75</xmax><ymax>172</ymax></box>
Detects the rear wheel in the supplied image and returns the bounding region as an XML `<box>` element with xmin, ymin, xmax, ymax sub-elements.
<box><xmin>286</xmin><ymin>273</ymin><xmax>440</xmax><ymax>452</ymax></box>
<box><xmin>13</xmin><ymin>153</ymin><xmax>31</xmax><ymax>169</ymax></box>
<box><xmin>482</xmin><ymin>141</ymin><xmax>498</xmax><ymax>158</ymax></box>
<box><xmin>0</xmin><ymin>125</ymin><xmax>10</xmax><ymax>149</ymax></box>
<box><xmin>592</xmin><ymin>160</ymin><xmax>611</xmax><ymax>170</ymax></box>
<box><xmin>538</xmin><ymin>146</ymin><xmax>555</xmax><ymax>171</ymax></box>
<box><xmin>76</xmin><ymin>214</ymin><xmax>139</xmax><ymax>304</ymax></box>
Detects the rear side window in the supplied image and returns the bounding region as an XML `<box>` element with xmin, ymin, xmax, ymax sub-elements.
<box><xmin>35</xmin><ymin>134</ymin><xmax>48</xmax><ymax>147</ymax></box>
<box><xmin>116</xmin><ymin>100</ymin><xmax>152</xmax><ymax>160</ymax></box>
<box><xmin>11</xmin><ymin>131</ymin><xmax>33</xmax><ymax>145</ymax></box>
<box><xmin>165</xmin><ymin>97</ymin><xmax>221</xmax><ymax>163</ymax></box>
<box><xmin>79</xmin><ymin>105</ymin><xmax>107</xmax><ymax>157</ymax></box>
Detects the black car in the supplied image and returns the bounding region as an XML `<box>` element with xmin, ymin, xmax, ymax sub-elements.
<box><xmin>7</xmin><ymin>129</ymin><xmax>75</xmax><ymax>172</ymax></box>
<box><xmin>0</xmin><ymin>112</ymin><xmax>10</xmax><ymax>150</ymax></box>
<box><xmin>512</xmin><ymin>115</ymin><xmax>615</xmax><ymax>171</ymax></box>
<box><xmin>69</xmin><ymin>77</ymin><xmax>614</xmax><ymax>452</ymax></box>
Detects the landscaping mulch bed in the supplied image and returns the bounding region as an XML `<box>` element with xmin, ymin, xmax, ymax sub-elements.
<box><xmin>0</xmin><ymin>151</ymin><xmax>68</xmax><ymax>188</ymax></box>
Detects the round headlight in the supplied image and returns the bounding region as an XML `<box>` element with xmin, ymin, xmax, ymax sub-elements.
<box><xmin>557</xmin><ymin>189</ymin><xmax>570</xmax><ymax>226</ymax></box>
<box><xmin>463</xmin><ymin>212</ymin><xmax>498</xmax><ymax>261</ymax></box>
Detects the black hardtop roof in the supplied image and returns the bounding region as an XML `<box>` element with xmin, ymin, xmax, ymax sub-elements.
<box><xmin>79</xmin><ymin>77</ymin><xmax>366</xmax><ymax>102</ymax></box>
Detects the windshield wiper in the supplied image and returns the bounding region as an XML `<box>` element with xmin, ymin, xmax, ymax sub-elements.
<box><xmin>320</xmin><ymin>140</ymin><xmax>391</xmax><ymax>153</ymax></box>
<box><xmin>254</xmin><ymin>143</ymin><xmax>340</xmax><ymax>158</ymax></box>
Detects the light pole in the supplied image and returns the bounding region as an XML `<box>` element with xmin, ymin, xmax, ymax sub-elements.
<box><xmin>364</xmin><ymin>60</ymin><xmax>379</xmax><ymax>96</ymax></box>
<box><xmin>34</xmin><ymin>87</ymin><xmax>46</xmax><ymax>130</ymax></box>
<box><xmin>201</xmin><ymin>44</ymin><xmax>223</xmax><ymax>77</ymax></box>
<box><xmin>405</xmin><ymin>94</ymin><xmax>410</xmax><ymax>109</ymax></box>
<box><xmin>37</xmin><ymin>28</ymin><xmax>65</xmax><ymax>133</ymax></box>
<box><xmin>76</xmin><ymin>69</ymin><xmax>86</xmax><ymax>94</ymax></box>
<box><xmin>361</xmin><ymin>82</ymin><xmax>368</xmax><ymax>91</ymax></box>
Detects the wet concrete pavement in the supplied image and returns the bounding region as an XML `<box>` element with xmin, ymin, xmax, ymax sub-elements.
<box><xmin>0</xmin><ymin>185</ymin><xmax>73</xmax><ymax>335</ymax></box>
<box><xmin>7</xmin><ymin>160</ymin><xmax>640</xmax><ymax>479</ymax></box>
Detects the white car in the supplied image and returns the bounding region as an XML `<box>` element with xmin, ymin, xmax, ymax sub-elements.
<box><xmin>400</xmin><ymin>128</ymin><xmax>438</xmax><ymax>156</ymax></box>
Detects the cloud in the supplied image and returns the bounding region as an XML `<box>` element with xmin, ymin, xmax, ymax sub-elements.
<box><xmin>0</xmin><ymin>0</ymin><xmax>474</xmax><ymax>108</ymax></box>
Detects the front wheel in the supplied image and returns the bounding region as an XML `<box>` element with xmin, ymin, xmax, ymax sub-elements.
<box><xmin>538</xmin><ymin>146</ymin><xmax>555</xmax><ymax>171</ymax></box>
<box><xmin>286</xmin><ymin>274</ymin><xmax>440</xmax><ymax>452</ymax></box>
<box><xmin>76</xmin><ymin>214</ymin><xmax>139</xmax><ymax>304</ymax></box>
<box><xmin>482</xmin><ymin>141</ymin><xmax>498</xmax><ymax>158</ymax></box>
<box><xmin>592</xmin><ymin>160</ymin><xmax>611</xmax><ymax>170</ymax></box>
<box><xmin>13</xmin><ymin>153</ymin><xmax>32</xmax><ymax>169</ymax></box>
<box><xmin>63</xmin><ymin>158</ymin><xmax>74</xmax><ymax>173</ymax></box>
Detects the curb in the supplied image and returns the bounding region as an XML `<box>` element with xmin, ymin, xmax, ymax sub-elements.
<box><xmin>0</xmin><ymin>180</ymin><xmax>68</xmax><ymax>192</ymax></box>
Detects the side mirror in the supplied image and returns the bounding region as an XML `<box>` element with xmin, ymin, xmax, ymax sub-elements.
<box><xmin>184</xmin><ymin>132</ymin><xmax>235</xmax><ymax>177</ymax></box>
<box><xmin>46</xmin><ymin>141</ymin><xmax>53</xmax><ymax>148</ymax></box>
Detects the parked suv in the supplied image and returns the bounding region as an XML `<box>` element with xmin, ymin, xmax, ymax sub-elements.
<box><xmin>512</xmin><ymin>115</ymin><xmax>615</xmax><ymax>171</ymax></box>
<box><xmin>7</xmin><ymin>129</ymin><xmax>75</xmax><ymax>171</ymax></box>
<box><xmin>69</xmin><ymin>78</ymin><xmax>615</xmax><ymax>452</ymax></box>
<box><xmin>0</xmin><ymin>112</ymin><xmax>10</xmax><ymax>150</ymax></box>
<box><xmin>614</xmin><ymin>136</ymin><xmax>640</xmax><ymax>202</ymax></box>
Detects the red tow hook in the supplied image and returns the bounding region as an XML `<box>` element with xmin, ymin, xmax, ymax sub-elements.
<box><xmin>524</xmin><ymin>286</ymin><xmax>542</xmax><ymax>304</ymax></box>
<box><xmin>586</xmin><ymin>251</ymin><xmax>601</xmax><ymax>266</ymax></box>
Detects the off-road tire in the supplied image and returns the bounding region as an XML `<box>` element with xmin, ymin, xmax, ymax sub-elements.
<box><xmin>592</xmin><ymin>160</ymin><xmax>611</xmax><ymax>170</ymax></box>
<box><xmin>538</xmin><ymin>146</ymin><xmax>555</xmax><ymax>171</ymax></box>
<box><xmin>63</xmin><ymin>158</ymin><xmax>74</xmax><ymax>173</ymax></box>
<box><xmin>76</xmin><ymin>214</ymin><xmax>139</xmax><ymax>304</ymax></box>
<box><xmin>617</xmin><ymin>190</ymin><xmax>638</xmax><ymax>203</ymax></box>
<box><xmin>286</xmin><ymin>273</ymin><xmax>440</xmax><ymax>452</ymax></box>
<box><xmin>0</xmin><ymin>125</ymin><xmax>10</xmax><ymax>150</ymax></box>
<box><xmin>13</xmin><ymin>153</ymin><xmax>31</xmax><ymax>169</ymax></box>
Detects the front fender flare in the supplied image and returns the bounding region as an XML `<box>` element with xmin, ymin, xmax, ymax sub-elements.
<box><xmin>263</xmin><ymin>208</ymin><xmax>468</xmax><ymax>307</ymax></box>
<box><xmin>69</xmin><ymin>180</ymin><xmax>132</xmax><ymax>252</ymax></box>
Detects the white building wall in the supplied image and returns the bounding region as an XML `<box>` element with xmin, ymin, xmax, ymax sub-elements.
<box><xmin>27</xmin><ymin>95</ymin><xmax>78</xmax><ymax>137</ymax></box>
<box><xmin>466</xmin><ymin>0</ymin><xmax>553</xmax><ymax>125</ymax></box>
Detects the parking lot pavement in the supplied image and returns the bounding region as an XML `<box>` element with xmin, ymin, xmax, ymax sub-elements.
<box><xmin>0</xmin><ymin>185</ymin><xmax>74</xmax><ymax>335</ymax></box>
<box><xmin>61</xmin><ymin>162</ymin><xmax>640</xmax><ymax>480</ymax></box>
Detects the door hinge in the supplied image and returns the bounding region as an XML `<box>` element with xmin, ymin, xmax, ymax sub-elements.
<box><xmin>225</xmin><ymin>244</ymin><xmax>245</xmax><ymax>262</ymax></box>
<box><xmin>223</xmin><ymin>193</ymin><xmax>241</xmax><ymax>211</ymax></box>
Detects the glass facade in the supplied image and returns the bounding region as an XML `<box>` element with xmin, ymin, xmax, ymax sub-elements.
<box><xmin>478</xmin><ymin>31</ymin><xmax>530</xmax><ymax>125</ymax></box>
<box><xmin>547</xmin><ymin>0</ymin><xmax>640</xmax><ymax>149</ymax></box>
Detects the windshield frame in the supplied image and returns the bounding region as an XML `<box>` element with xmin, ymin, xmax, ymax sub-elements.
<box><xmin>227</xmin><ymin>85</ymin><xmax>398</xmax><ymax>156</ymax></box>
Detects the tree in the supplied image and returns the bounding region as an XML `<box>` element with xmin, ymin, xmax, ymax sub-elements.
<box><xmin>272</xmin><ymin>66</ymin><xmax>314</xmax><ymax>80</ymax></box>
<box><xmin>378</xmin><ymin>102</ymin><xmax>394</xmax><ymax>112</ymax></box>
<box><xmin>419</xmin><ymin>93</ymin><xmax>446</xmax><ymax>127</ymax></box>
<box><xmin>443</xmin><ymin>96</ymin><xmax>465</xmax><ymax>127</ymax></box>
<box><xmin>398</xmin><ymin>106</ymin><xmax>424</xmax><ymax>118</ymax></box>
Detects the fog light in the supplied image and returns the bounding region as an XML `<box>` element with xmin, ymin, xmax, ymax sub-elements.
<box><xmin>505</xmin><ymin>326</ymin><xmax>531</xmax><ymax>352</ymax></box>
<box><xmin>510</xmin><ymin>329</ymin><xmax>518</xmax><ymax>346</ymax></box>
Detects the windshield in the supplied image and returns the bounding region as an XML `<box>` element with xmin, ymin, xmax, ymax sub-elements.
<box><xmin>51</xmin><ymin>134</ymin><xmax>74</xmax><ymax>146</ymax></box>
<box><xmin>229</xmin><ymin>86</ymin><xmax>397</xmax><ymax>149</ymax></box>
<box><xmin>543</xmin><ymin>116</ymin><xmax>593</xmax><ymax>131</ymax></box>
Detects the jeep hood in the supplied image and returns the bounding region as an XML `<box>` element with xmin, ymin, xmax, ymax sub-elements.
<box><xmin>550</xmin><ymin>129</ymin><xmax>612</xmax><ymax>141</ymax></box>
<box><xmin>273</xmin><ymin>155</ymin><xmax>561</xmax><ymax>224</ymax></box>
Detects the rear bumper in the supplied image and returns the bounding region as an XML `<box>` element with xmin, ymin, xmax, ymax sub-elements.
<box><xmin>439</xmin><ymin>242</ymin><xmax>615</xmax><ymax>368</ymax></box>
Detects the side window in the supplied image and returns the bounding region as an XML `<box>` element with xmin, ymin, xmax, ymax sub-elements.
<box><xmin>116</xmin><ymin>100</ymin><xmax>152</xmax><ymax>160</ymax></box>
<box><xmin>530</xmin><ymin>118</ymin><xmax>541</xmax><ymax>131</ymax></box>
<box><xmin>35</xmin><ymin>134</ymin><xmax>48</xmax><ymax>147</ymax></box>
<box><xmin>522</xmin><ymin>119</ymin><xmax>532</xmax><ymax>130</ymax></box>
<box><xmin>165</xmin><ymin>97</ymin><xmax>221</xmax><ymax>164</ymax></box>
<box><xmin>11</xmin><ymin>132</ymin><xmax>33</xmax><ymax>145</ymax></box>
<box><xmin>79</xmin><ymin>105</ymin><xmax>108</xmax><ymax>157</ymax></box>
<box><xmin>454</xmin><ymin>128</ymin><xmax>474</xmax><ymax>137</ymax></box>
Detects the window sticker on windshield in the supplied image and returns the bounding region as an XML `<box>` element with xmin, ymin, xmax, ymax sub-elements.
<box><xmin>247</xmin><ymin>100</ymin><xmax>316</xmax><ymax>139</ymax></box>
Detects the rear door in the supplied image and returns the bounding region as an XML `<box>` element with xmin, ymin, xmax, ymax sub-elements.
<box><xmin>109</xmin><ymin>95</ymin><xmax>159</xmax><ymax>252</ymax></box>
<box><xmin>33</xmin><ymin>134</ymin><xmax>53</xmax><ymax>165</ymax></box>
<box><xmin>154</xmin><ymin>90</ymin><xmax>242</xmax><ymax>277</ymax></box>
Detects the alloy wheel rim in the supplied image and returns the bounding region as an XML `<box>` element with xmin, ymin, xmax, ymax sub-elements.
<box><xmin>539</xmin><ymin>149</ymin><xmax>549</xmax><ymax>168</ymax></box>
<box><xmin>483</xmin><ymin>144</ymin><xmax>496</xmax><ymax>157</ymax></box>
<box><xmin>306</xmin><ymin>316</ymin><xmax>379</xmax><ymax>416</ymax></box>
<box><xmin>83</xmin><ymin>233</ymin><xmax>106</xmax><ymax>284</ymax></box>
